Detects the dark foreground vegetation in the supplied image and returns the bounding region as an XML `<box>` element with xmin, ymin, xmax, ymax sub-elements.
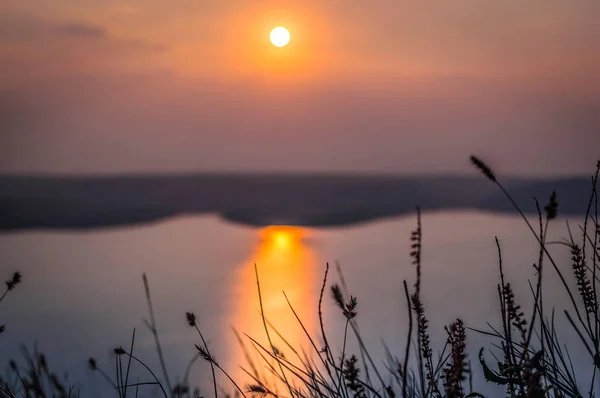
<box><xmin>1</xmin><ymin>157</ymin><xmax>599</xmax><ymax>398</ymax></box>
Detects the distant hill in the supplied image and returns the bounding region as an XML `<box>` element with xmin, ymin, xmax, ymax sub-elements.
<box><xmin>0</xmin><ymin>174</ymin><xmax>593</xmax><ymax>231</ymax></box>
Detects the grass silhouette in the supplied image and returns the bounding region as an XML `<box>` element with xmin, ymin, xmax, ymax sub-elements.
<box><xmin>1</xmin><ymin>156</ymin><xmax>599</xmax><ymax>398</ymax></box>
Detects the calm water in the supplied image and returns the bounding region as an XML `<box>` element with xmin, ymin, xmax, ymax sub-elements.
<box><xmin>0</xmin><ymin>211</ymin><xmax>590</xmax><ymax>396</ymax></box>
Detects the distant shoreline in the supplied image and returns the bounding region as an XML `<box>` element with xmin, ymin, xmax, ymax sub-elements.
<box><xmin>0</xmin><ymin>174</ymin><xmax>591</xmax><ymax>231</ymax></box>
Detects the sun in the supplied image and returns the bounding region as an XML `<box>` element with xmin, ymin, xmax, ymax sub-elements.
<box><xmin>269</xmin><ymin>26</ymin><xmax>291</xmax><ymax>47</ymax></box>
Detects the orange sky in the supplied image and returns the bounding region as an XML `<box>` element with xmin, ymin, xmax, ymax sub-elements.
<box><xmin>1</xmin><ymin>0</ymin><xmax>599</xmax><ymax>175</ymax></box>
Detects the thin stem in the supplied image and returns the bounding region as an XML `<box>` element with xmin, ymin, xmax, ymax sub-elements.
<box><xmin>142</xmin><ymin>274</ymin><xmax>173</xmax><ymax>396</ymax></box>
<box><xmin>192</xmin><ymin>324</ymin><xmax>218</xmax><ymax>398</ymax></box>
<box><xmin>525</xmin><ymin>200</ymin><xmax>548</xmax><ymax>358</ymax></box>
<box><xmin>0</xmin><ymin>289</ymin><xmax>8</xmax><ymax>305</ymax></box>
<box><xmin>318</xmin><ymin>263</ymin><xmax>336</xmax><ymax>369</ymax></box>
<box><xmin>347</xmin><ymin>319</ymin><xmax>387</xmax><ymax>396</ymax></box>
<box><xmin>125</xmin><ymin>352</ymin><xmax>169</xmax><ymax>398</ymax></box>
<box><xmin>123</xmin><ymin>329</ymin><xmax>136</xmax><ymax>398</ymax></box>
<box><xmin>254</xmin><ymin>264</ymin><xmax>295</xmax><ymax>398</ymax></box>
<box><xmin>212</xmin><ymin>361</ymin><xmax>247</xmax><ymax>398</ymax></box>
<box><xmin>282</xmin><ymin>291</ymin><xmax>343</xmax><ymax>397</ymax></box>
<box><xmin>495</xmin><ymin>181</ymin><xmax>594</xmax><ymax>342</ymax></box>
<box><xmin>402</xmin><ymin>281</ymin><xmax>413</xmax><ymax>398</ymax></box>
<box><xmin>337</xmin><ymin>320</ymin><xmax>350</xmax><ymax>396</ymax></box>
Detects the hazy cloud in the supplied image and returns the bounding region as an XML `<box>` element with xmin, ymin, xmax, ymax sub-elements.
<box><xmin>0</xmin><ymin>13</ymin><xmax>166</xmax><ymax>53</ymax></box>
<box><xmin>55</xmin><ymin>22</ymin><xmax>108</xmax><ymax>39</ymax></box>
<box><xmin>0</xmin><ymin>13</ymin><xmax>167</xmax><ymax>86</ymax></box>
<box><xmin>1</xmin><ymin>71</ymin><xmax>598</xmax><ymax>176</ymax></box>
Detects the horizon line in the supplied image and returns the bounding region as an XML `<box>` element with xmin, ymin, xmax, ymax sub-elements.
<box><xmin>0</xmin><ymin>170</ymin><xmax>593</xmax><ymax>181</ymax></box>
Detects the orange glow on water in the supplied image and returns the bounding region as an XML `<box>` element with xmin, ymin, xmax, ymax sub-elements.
<box><xmin>260</xmin><ymin>226</ymin><xmax>307</xmax><ymax>250</ymax></box>
<box><xmin>228</xmin><ymin>226</ymin><xmax>317</xmax><ymax>388</ymax></box>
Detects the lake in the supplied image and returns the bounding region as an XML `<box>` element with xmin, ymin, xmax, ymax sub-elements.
<box><xmin>0</xmin><ymin>211</ymin><xmax>591</xmax><ymax>397</ymax></box>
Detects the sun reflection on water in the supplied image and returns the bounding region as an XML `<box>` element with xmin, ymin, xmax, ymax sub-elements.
<box><xmin>228</xmin><ymin>226</ymin><xmax>317</xmax><ymax>389</ymax></box>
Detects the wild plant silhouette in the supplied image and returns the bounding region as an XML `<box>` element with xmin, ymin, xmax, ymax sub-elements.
<box><xmin>1</xmin><ymin>157</ymin><xmax>599</xmax><ymax>398</ymax></box>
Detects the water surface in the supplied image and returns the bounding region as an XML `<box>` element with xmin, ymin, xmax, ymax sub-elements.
<box><xmin>0</xmin><ymin>211</ymin><xmax>590</xmax><ymax>396</ymax></box>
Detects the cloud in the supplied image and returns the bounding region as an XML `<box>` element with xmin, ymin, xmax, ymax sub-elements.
<box><xmin>55</xmin><ymin>22</ymin><xmax>108</xmax><ymax>39</ymax></box>
<box><xmin>0</xmin><ymin>13</ymin><xmax>167</xmax><ymax>85</ymax></box>
<box><xmin>53</xmin><ymin>20</ymin><xmax>167</xmax><ymax>51</ymax></box>
<box><xmin>0</xmin><ymin>13</ymin><xmax>166</xmax><ymax>53</ymax></box>
<box><xmin>0</xmin><ymin>13</ymin><xmax>130</xmax><ymax>42</ymax></box>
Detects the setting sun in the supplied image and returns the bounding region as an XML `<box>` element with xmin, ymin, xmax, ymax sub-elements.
<box><xmin>270</xmin><ymin>26</ymin><xmax>291</xmax><ymax>47</ymax></box>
